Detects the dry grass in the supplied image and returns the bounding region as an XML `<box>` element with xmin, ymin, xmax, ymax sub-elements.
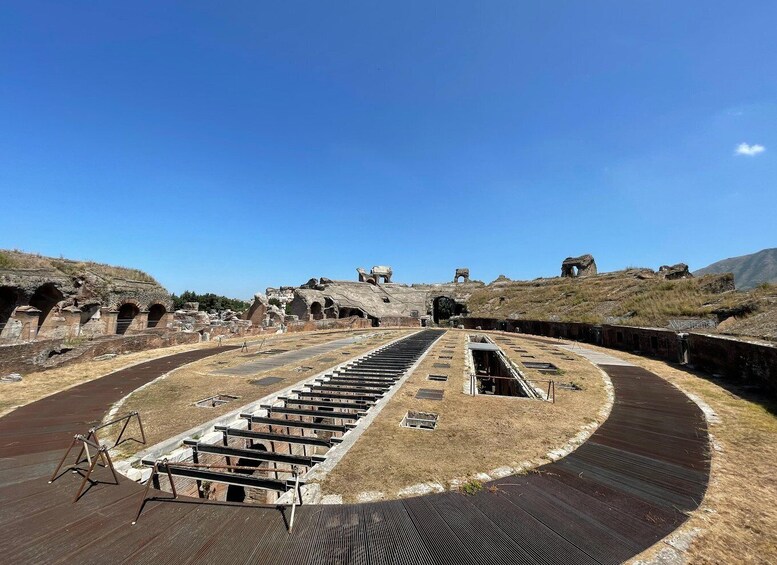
<box><xmin>318</xmin><ymin>329</ymin><xmax>608</xmax><ymax>501</ymax></box>
<box><xmin>0</xmin><ymin>340</ymin><xmax>219</xmax><ymax>418</ymax></box>
<box><xmin>467</xmin><ymin>272</ymin><xmax>777</xmax><ymax>338</ymax></box>
<box><xmin>0</xmin><ymin>328</ymin><xmax>379</xmax><ymax>419</ymax></box>
<box><xmin>106</xmin><ymin>330</ymin><xmax>412</xmax><ymax>459</ymax></box>
<box><xmin>0</xmin><ymin>248</ymin><xmax>158</xmax><ymax>282</ymax></box>
<box><xmin>556</xmin><ymin>341</ymin><xmax>777</xmax><ymax>565</ymax></box>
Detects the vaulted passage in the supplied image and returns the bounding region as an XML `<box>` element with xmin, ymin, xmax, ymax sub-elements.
<box><xmin>338</xmin><ymin>307</ymin><xmax>364</xmax><ymax>318</ymax></box>
<box><xmin>147</xmin><ymin>304</ymin><xmax>166</xmax><ymax>328</ymax></box>
<box><xmin>116</xmin><ymin>303</ymin><xmax>139</xmax><ymax>334</ymax></box>
<box><xmin>29</xmin><ymin>283</ymin><xmax>63</xmax><ymax>328</ymax></box>
<box><xmin>0</xmin><ymin>286</ymin><xmax>20</xmax><ymax>330</ymax></box>
<box><xmin>310</xmin><ymin>301</ymin><xmax>323</xmax><ymax>320</ymax></box>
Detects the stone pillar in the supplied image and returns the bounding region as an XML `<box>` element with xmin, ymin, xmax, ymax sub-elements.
<box><xmin>102</xmin><ymin>307</ymin><xmax>118</xmax><ymax>335</ymax></box>
<box><xmin>131</xmin><ymin>311</ymin><xmax>149</xmax><ymax>333</ymax></box>
<box><xmin>61</xmin><ymin>306</ymin><xmax>82</xmax><ymax>337</ymax></box>
<box><xmin>7</xmin><ymin>306</ymin><xmax>41</xmax><ymax>340</ymax></box>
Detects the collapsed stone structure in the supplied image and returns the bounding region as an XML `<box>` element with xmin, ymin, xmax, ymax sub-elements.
<box><xmin>272</xmin><ymin>266</ymin><xmax>483</xmax><ymax>326</ymax></box>
<box><xmin>0</xmin><ymin>253</ymin><xmax>172</xmax><ymax>341</ymax></box>
<box><xmin>561</xmin><ymin>254</ymin><xmax>598</xmax><ymax>278</ymax></box>
<box><xmin>357</xmin><ymin>266</ymin><xmax>393</xmax><ymax>285</ymax></box>
<box><xmin>658</xmin><ymin>263</ymin><xmax>693</xmax><ymax>280</ymax></box>
<box><xmin>454</xmin><ymin>268</ymin><xmax>470</xmax><ymax>283</ymax></box>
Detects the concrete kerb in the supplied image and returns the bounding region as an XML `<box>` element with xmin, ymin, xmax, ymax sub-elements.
<box><xmin>113</xmin><ymin>330</ymin><xmax>419</xmax><ymax>482</ymax></box>
<box><xmin>294</xmin><ymin>329</ymin><xmax>446</xmax><ymax>504</ymax></box>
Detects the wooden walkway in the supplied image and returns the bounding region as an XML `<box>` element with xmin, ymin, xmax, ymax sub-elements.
<box><xmin>0</xmin><ymin>337</ymin><xmax>709</xmax><ymax>564</ymax></box>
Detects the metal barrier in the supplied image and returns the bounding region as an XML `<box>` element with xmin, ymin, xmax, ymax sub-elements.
<box><xmin>132</xmin><ymin>460</ymin><xmax>302</xmax><ymax>532</ymax></box>
<box><xmin>49</xmin><ymin>412</ymin><xmax>146</xmax><ymax>502</ymax></box>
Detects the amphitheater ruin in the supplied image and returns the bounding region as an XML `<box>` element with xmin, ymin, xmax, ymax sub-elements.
<box><xmin>1</xmin><ymin>251</ymin><xmax>775</xmax><ymax>564</ymax></box>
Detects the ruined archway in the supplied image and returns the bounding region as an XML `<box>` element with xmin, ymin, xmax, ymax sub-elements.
<box><xmin>29</xmin><ymin>283</ymin><xmax>63</xmax><ymax>328</ymax></box>
<box><xmin>338</xmin><ymin>307</ymin><xmax>364</xmax><ymax>319</ymax></box>
<box><xmin>268</xmin><ymin>311</ymin><xmax>283</xmax><ymax>326</ymax></box>
<box><xmin>310</xmin><ymin>301</ymin><xmax>323</xmax><ymax>320</ymax></box>
<box><xmin>432</xmin><ymin>296</ymin><xmax>457</xmax><ymax>324</ymax></box>
<box><xmin>79</xmin><ymin>303</ymin><xmax>101</xmax><ymax>325</ymax></box>
<box><xmin>116</xmin><ymin>303</ymin><xmax>140</xmax><ymax>334</ymax></box>
<box><xmin>0</xmin><ymin>286</ymin><xmax>20</xmax><ymax>331</ymax></box>
<box><xmin>324</xmin><ymin>298</ymin><xmax>336</xmax><ymax>319</ymax></box>
<box><xmin>147</xmin><ymin>304</ymin><xmax>166</xmax><ymax>328</ymax></box>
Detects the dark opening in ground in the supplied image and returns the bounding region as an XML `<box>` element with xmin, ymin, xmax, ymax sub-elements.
<box><xmin>225</xmin><ymin>444</ymin><xmax>268</xmax><ymax>503</ymax></box>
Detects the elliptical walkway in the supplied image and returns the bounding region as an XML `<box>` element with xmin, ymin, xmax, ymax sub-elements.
<box><xmin>0</xmin><ymin>335</ymin><xmax>709</xmax><ymax>564</ymax></box>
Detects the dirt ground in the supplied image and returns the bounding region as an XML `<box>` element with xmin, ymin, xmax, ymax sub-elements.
<box><xmin>319</xmin><ymin>329</ymin><xmax>609</xmax><ymax>501</ymax></box>
<box><xmin>105</xmin><ymin>329</ymin><xmax>411</xmax><ymax>458</ymax></box>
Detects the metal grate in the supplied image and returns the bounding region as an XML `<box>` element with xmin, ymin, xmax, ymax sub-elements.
<box><xmin>416</xmin><ymin>389</ymin><xmax>444</xmax><ymax>400</ymax></box>
<box><xmin>523</xmin><ymin>361</ymin><xmax>560</xmax><ymax>373</ymax></box>
<box><xmin>427</xmin><ymin>374</ymin><xmax>448</xmax><ymax>382</ymax></box>
<box><xmin>433</xmin><ymin>363</ymin><xmax>450</xmax><ymax>368</ymax></box>
<box><xmin>249</xmin><ymin>376</ymin><xmax>284</xmax><ymax>386</ymax></box>
<box><xmin>259</xmin><ymin>349</ymin><xmax>289</xmax><ymax>355</ymax></box>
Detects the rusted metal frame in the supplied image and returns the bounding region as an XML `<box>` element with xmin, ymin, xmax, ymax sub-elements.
<box><xmin>132</xmin><ymin>460</ymin><xmax>178</xmax><ymax>525</ymax></box>
<box><xmin>103</xmin><ymin>411</ymin><xmax>147</xmax><ymax>450</ymax></box>
<box><xmin>161</xmin><ymin>461</ymin><xmax>299</xmax><ymax>473</ymax></box>
<box><xmin>289</xmin><ymin>466</ymin><xmax>300</xmax><ymax>534</ymax></box>
<box><xmin>192</xmin><ymin>449</ymin><xmax>203</xmax><ymax>498</ymax></box>
<box><xmin>50</xmin><ymin>432</ymin><xmax>118</xmax><ymax>497</ymax></box>
<box><xmin>222</xmin><ymin>429</ymin><xmax>232</xmax><ymax>469</ymax></box>
<box><xmin>215</xmin><ymin>426</ymin><xmax>333</xmax><ymax>448</ymax></box>
<box><xmin>72</xmin><ymin>442</ymin><xmax>120</xmax><ymax>503</ymax></box>
<box><xmin>49</xmin><ymin>434</ymin><xmax>83</xmax><ymax>483</ymax></box>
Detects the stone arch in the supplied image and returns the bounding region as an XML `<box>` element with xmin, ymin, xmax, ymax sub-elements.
<box><xmin>147</xmin><ymin>304</ymin><xmax>167</xmax><ymax>328</ymax></box>
<box><xmin>116</xmin><ymin>303</ymin><xmax>140</xmax><ymax>334</ymax></box>
<box><xmin>29</xmin><ymin>283</ymin><xmax>64</xmax><ymax>329</ymax></box>
<box><xmin>339</xmin><ymin>307</ymin><xmax>364</xmax><ymax>319</ymax></box>
<box><xmin>323</xmin><ymin>298</ymin><xmax>336</xmax><ymax>319</ymax></box>
<box><xmin>454</xmin><ymin>268</ymin><xmax>470</xmax><ymax>284</ymax></box>
<box><xmin>0</xmin><ymin>286</ymin><xmax>20</xmax><ymax>331</ymax></box>
<box><xmin>310</xmin><ymin>301</ymin><xmax>323</xmax><ymax>320</ymax></box>
<box><xmin>79</xmin><ymin>303</ymin><xmax>101</xmax><ymax>325</ymax></box>
<box><xmin>432</xmin><ymin>295</ymin><xmax>462</xmax><ymax>324</ymax></box>
<box><xmin>268</xmin><ymin>311</ymin><xmax>283</xmax><ymax>325</ymax></box>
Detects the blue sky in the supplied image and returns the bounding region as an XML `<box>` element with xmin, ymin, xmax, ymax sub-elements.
<box><xmin>1</xmin><ymin>2</ymin><xmax>775</xmax><ymax>298</ymax></box>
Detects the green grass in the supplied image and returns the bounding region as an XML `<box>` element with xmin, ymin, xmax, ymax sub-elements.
<box><xmin>461</xmin><ymin>479</ymin><xmax>484</xmax><ymax>495</ymax></box>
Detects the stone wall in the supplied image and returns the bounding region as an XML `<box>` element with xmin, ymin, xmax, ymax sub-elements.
<box><xmin>378</xmin><ymin>316</ymin><xmax>422</xmax><ymax>328</ymax></box>
<box><xmin>286</xmin><ymin>318</ymin><xmax>372</xmax><ymax>333</ymax></box>
<box><xmin>0</xmin><ymin>331</ymin><xmax>200</xmax><ymax>376</ymax></box>
<box><xmin>687</xmin><ymin>333</ymin><xmax>777</xmax><ymax>394</ymax></box>
<box><xmin>457</xmin><ymin>317</ymin><xmax>777</xmax><ymax>397</ymax></box>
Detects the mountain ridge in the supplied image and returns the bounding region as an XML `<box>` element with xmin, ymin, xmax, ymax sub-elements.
<box><xmin>694</xmin><ymin>248</ymin><xmax>777</xmax><ymax>290</ymax></box>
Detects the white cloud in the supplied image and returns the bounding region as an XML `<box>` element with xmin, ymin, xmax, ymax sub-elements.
<box><xmin>735</xmin><ymin>142</ymin><xmax>765</xmax><ymax>156</ymax></box>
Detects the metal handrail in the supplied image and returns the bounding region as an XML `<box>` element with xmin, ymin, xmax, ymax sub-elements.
<box><xmin>132</xmin><ymin>460</ymin><xmax>302</xmax><ymax>531</ymax></box>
